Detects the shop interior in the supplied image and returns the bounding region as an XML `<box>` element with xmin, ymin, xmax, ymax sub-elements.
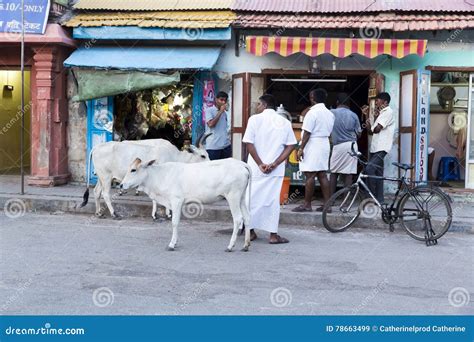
<box><xmin>264</xmin><ymin>73</ymin><xmax>370</xmax><ymax>152</ymax></box>
<box><xmin>110</xmin><ymin>73</ymin><xmax>195</xmax><ymax>149</ymax></box>
<box><xmin>0</xmin><ymin>70</ymin><xmax>31</xmax><ymax>174</ymax></box>
<box><xmin>263</xmin><ymin>72</ymin><xmax>370</xmax><ymax>186</ymax></box>
<box><xmin>429</xmin><ymin>71</ymin><xmax>469</xmax><ymax>188</ymax></box>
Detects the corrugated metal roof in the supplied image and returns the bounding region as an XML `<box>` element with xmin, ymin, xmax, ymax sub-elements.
<box><xmin>74</xmin><ymin>0</ymin><xmax>232</xmax><ymax>11</ymax></box>
<box><xmin>236</xmin><ymin>13</ymin><xmax>474</xmax><ymax>30</ymax></box>
<box><xmin>232</xmin><ymin>0</ymin><xmax>474</xmax><ymax>13</ymax></box>
<box><xmin>65</xmin><ymin>11</ymin><xmax>236</xmax><ymax>28</ymax></box>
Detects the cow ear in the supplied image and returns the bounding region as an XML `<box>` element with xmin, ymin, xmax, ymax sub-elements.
<box><xmin>145</xmin><ymin>160</ymin><xmax>156</xmax><ymax>167</ymax></box>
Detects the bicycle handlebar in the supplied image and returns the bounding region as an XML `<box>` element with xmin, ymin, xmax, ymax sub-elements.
<box><xmin>348</xmin><ymin>142</ymin><xmax>368</xmax><ymax>166</ymax></box>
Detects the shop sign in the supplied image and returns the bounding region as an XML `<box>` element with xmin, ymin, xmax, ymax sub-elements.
<box><xmin>0</xmin><ymin>0</ymin><xmax>50</xmax><ymax>34</ymax></box>
<box><xmin>415</xmin><ymin>70</ymin><xmax>431</xmax><ymax>183</ymax></box>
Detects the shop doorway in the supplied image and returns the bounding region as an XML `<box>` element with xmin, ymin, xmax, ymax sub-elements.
<box><xmin>398</xmin><ymin>67</ymin><xmax>474</xmax><ymax>190</ymax></box>
<box><xmin>0</xmin><ymin>70</ymin><xmax>31</xmax><ymax>175</ymax></box>
<box><xmin>264</xmin><ymin>72</ymin><xmax>370</xmax><ymax>149</ymax></box>
<box><xmin>429</xmin><ymin>70</ymin><xmax>470</xmax><ymax>189</ymax></box>
<box><xmin>231</xmin><ymin>70</ymin><xmax>378</xmax><ymax>188</ymax></box>
<box><xmin>85</xmin><ymin>73</ymin><xmax>206</xmax><ymax>183</ymax></box>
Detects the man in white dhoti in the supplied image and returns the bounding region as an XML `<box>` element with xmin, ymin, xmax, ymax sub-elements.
<box><xmin>243</xmin><ymin>94</ymin><xmax>297</xmax><ymax>244</ymax></box>
<box><xmin>293</xmin><ymin>89</ymin><xmax>334</xmax><ymax>212</ymax></box>
<box><xmin>329</xmin><ymin>93</ymin><xmax>362</xmax><ymax>194</ymax></box>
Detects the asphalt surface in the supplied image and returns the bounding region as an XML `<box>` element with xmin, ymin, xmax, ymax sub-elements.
<box><xmin>0</xmin><ymin>211</ymin><xmax>472</xmax><ymax>315</ymax></box>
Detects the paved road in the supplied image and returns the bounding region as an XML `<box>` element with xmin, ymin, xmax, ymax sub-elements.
<box><xmin>0</xmin><ymin>212</ymin><xmax>472</xmax><ymax>315</ymax></box>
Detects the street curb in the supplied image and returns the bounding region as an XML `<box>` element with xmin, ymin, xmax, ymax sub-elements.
<box><xmin>0</xmin><ymin>193</ymin><xmax>472</xmax><ymax>234</ymax></box>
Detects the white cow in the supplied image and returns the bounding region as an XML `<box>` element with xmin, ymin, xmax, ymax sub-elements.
<box><xmin>80</xmin><ymin>135</ymin><xmax>211</xmax><ymax>219</ymax></box>
<box><xmin>120</xmin><ymin>158</ymin><xmax>252</xmax><ymax>252</ymax></box>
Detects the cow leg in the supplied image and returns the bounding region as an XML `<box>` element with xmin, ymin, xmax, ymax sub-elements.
<box><xmin>226</xmin><ymin>195</ymin><xmax>244</xmax><ymax>252</ymax></box>
<box><xmin>93</xmin><ymin>181</ymin><xmax>104</xmax><ymax>217</ymax></box>
<box><xmin>152</xmin><ymin>200</ymin><xmax>158</xmax><ymax>220</ymax></box>
<box><xmin>152</xmin><ymin>201</ymin><xmax>170</xmax><ymax>221</ymax></box>
<box><xmin>102</xmin><ymin>177</ymin><xmax>119</xmax><ymax>219</ymax></box>
<box><xmin>240</xmin><ymin>192</ymin><xmax>251</xmax><ymax>251</ymax></box>
<box><xmin>168</xmin><ymin>200</ymin><xmax>183</xmax><ymax>251</ymax></box>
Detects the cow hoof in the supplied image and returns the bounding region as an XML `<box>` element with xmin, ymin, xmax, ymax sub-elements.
<box><xmin>225</xmin><ymin>248</ymin><xmax>232</xmax><ymax>252</ymax></box>
<box><xmin>95</xmin><ymin>213</ymin><xmax>106</xmax><ymax>219</ymax></box>
<box><xmin>241</xmin><ymin>246</ymin><xmax>249</xmax><ymax>252</ymax></box>
<box><xmin>112</xmin><ymin>215</ymin><xmax>122</xmax><ymax>221</ymax></box>
<box><xmin>167</xmin><ymin>246</ymin><xmax>175</xmax><ymax>251</ymax></box>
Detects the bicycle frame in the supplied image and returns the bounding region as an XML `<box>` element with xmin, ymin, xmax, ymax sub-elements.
<box><xmin>354</xmin><ymin>168</ymin><xmax>426</xmax><ymax>219</ymax></box>
<box><xmin>346</xmin><ymin>143</ymin><xmax>435</xmax><ymax>221</ymax></box>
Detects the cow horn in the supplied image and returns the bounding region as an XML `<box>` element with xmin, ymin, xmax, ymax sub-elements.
<box><xmin>198</xmin><ymin>132</ymin><xmax>212</xmax><ymax>148</ymax></box>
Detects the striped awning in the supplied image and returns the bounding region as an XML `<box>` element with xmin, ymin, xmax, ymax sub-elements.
<box><xmin>246</xmin><ymin>36</ymin><xmax>428</xmax><ymax>59</ymax></box>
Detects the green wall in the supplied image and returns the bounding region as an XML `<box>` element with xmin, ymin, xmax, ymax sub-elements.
<box><xmin>0</xmin><ymin>71</ymin><xmax>31</xmax><ymax>173</ymax></box>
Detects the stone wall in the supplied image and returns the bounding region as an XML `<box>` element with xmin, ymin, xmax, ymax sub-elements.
<box><xmin>67</xmin><ymin>70</ymin><xmax>87</xmax><ymax>184</ymax></box>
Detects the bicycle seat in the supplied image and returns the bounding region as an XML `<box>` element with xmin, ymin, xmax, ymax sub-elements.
<box><xmin>392</xmin><ymin>162</ymin><xmax>414</xmax><ymax>170</ymax></box>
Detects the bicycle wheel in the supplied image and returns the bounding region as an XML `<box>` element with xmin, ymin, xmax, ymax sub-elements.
<box><xmin>398</xmin><ymin>186</ymin><xmax>452</xmax><ymax>241</ymax></box>
<box><xmin>322</xmin><ymin>185</ymin><xmax>364</xmax><ymax>233</ymax></box>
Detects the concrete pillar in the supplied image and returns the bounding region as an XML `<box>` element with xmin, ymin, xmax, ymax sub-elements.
<box><xmin>27</xmin><ymin>46</ymin><xmax>70</xmax><ymax>186</ymax></box>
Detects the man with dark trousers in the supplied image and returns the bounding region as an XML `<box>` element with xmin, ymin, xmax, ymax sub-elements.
<box><xmin>362</xmin><ymin>92</ymin><xmax>395</xmax><ymax>204</ymax></box>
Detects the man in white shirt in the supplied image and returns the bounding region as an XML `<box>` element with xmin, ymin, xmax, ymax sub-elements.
<box><xmin>362</xmin><ymin>92</ymin><xmax>395</xmax><ymax>204</ymax></box>
<box><xmin>243</xmin><ymin>94</ymin><xmax>297</xmax><ymax>244</ymax></box>
<box><xmin>293</xmin><ymin>89</ymin><xmax>335</xmax><ymax>212</ymax></box>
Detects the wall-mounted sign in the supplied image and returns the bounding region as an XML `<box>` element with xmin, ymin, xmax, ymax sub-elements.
<box><xmin>415</xmin><ymin>70</ymin><xmax>431</xmax><ymax>183</ymax></box>
<box><xmin>0</xmin><ymin>0</ymin><xmax>50</xmax><ymax>34</ymax></box>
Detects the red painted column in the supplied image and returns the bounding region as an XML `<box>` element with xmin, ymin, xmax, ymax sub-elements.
<box><xmin>27</xmin><ymin>46</ymin><xmax>70</xmax><ymax>186</ymax></box>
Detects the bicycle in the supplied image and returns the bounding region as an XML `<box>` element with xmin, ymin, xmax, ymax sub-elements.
<box><xmin>322</xmin><ymin>143</ymin><xmax>453</xmax><ymax>246</ymax></box>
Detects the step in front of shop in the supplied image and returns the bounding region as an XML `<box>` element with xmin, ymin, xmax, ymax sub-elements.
<box><xmin>0</xmin><ymin>193</ymin><xmax>472</xmax><ymax>234</ymax></box>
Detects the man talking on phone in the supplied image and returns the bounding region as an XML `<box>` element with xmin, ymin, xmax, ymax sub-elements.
<box><xmin>205</xmin><ymin>91</ymin><xmax>231</xmax><ymax>160</ymax></box>
<box><xmin>361</xmin><ymin>92</ymin><xmax>395</xmax><ymax>204</ymax></box>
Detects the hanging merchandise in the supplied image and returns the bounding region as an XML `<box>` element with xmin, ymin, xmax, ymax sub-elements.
<box><xmin>202</xmin><ymin>80</ymin><xmax>216</xmax><ymax>126</ymax></box>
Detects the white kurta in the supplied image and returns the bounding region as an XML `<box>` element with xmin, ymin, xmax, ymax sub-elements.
<box><xmin>242</xmin><ymin>109</ymin><xmax>297</xmax><ymax>233</ymax></box>
<box><xmin>299</xmin><ymin>103</ymin><xmax>334</xmax><ymax>172</ymax></box>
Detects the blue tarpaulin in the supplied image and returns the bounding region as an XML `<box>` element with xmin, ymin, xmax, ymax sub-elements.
<box><xmin>63</xmin><ymin>46</ymin><xmax>222</xmax><ymax>71</ymax></box>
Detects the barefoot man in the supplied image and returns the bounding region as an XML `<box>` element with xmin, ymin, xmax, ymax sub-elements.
<box><xmin>243</xmin><ymin>94</ymin><xmax>297</xmax><ymax>244</ymax></box>
<box><xmin>293</xmin><ymin>88</ymin><xmax>334</xmax><ymax>212</ymax></box>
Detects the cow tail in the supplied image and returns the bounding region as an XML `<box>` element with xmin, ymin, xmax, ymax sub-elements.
<box><xmin>80</xmin><ymin>148</ymin><xmax>94</xmax><ymax>208</ymax></box>
<box><xmin>246</xmin><ymin>164</ymin><xmax>252</xmax><ymax>215</ymax></box>
<box><xmin>238</xmin><ymin>163</ymin><xmax>252</xmax><ymax>236</ymax></box>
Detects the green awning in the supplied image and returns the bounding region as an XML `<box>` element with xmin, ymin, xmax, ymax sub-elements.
<box><xmin>71</xmin><ymin>69</ymin><xmax>180</xmax><ymax>101</ymax></box>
